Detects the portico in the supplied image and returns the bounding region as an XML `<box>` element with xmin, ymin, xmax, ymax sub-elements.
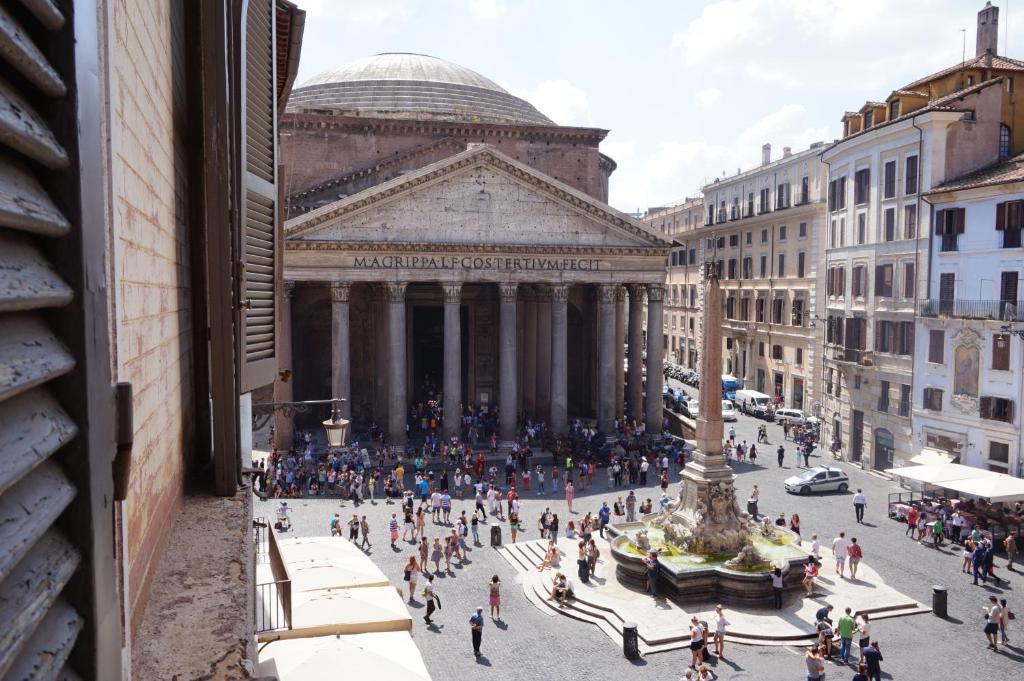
<box><xmin>283</xmin><ymin>145</ymin><xmax>670</xmax><ymax>444</ymax></box>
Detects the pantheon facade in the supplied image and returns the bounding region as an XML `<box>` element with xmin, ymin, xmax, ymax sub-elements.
<box><xmin>279</xmin><ymin>53</ymin><xmax>670</xmax><ymax>444</ymax></box>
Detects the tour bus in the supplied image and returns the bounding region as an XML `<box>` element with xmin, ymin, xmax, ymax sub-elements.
<box><xmin>734</xmin><ymin>389</ymin><xmax>773</xmax><ymax>418</ymax></box>
<box><xmin>721</xmin><ymin>374</ymin><xmax>742</xmax><ymax>401</ymax></box>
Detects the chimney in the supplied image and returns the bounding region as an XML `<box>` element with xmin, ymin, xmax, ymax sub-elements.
<box><xmin>976</xmin><ymin>1</ymin><xmax>998</xmax><ymax>57</ymax></box>
<box><xmin>782</xmin><ymin>146</ymin><xmax>792</xmax><ymax>158</ymax></box>
<box><xmin>761</xmin><ymin>143</ymin><xmax>771</xmax><ymax>166</ymax></box>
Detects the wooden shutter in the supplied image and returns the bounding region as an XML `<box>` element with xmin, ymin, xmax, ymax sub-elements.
<box><xmin>240</xmin><ymin>0</ymin><xmax>280</xmax><ymax>391</ymax></box>
<box><xmin>954</xmin><ymin>208</ymin><xmax>966</xmax><ymax>234</ymax></box>
<box><xmin>996</xmin><ymin>202</ymin><xmax>1006</xmax><ymax>230</ymax></box>
<box><xmin>980</xmin><ymin>396</ymin><xmax>992</xmax><ymax>420</ymax></box>
<box><xmin>0</xmin><ymin>4</ymin><xmax>91</xmax><ymax>678</ymax></box>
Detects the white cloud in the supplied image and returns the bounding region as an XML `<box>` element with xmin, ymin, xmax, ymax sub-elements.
<box><xmin>608</xmin><ymin>103</ymin><xmax>831</xmax><ymax>211</ymax></box>
<box><xmin>302</xmin><ymin>0</ymin><xmax>415</xmax><ymax>24</ymax></box>
<box><xmin>695</xmin><ymin>87</ymin><xmax>721</xmax><ymax>108</ymax></box>
<box><xmin>501</xmin><ymin>79</ymin><xmax>592</xmax><ymax>126</ymax></box>
<box><xmin>466</xmin><ymin>0</ymin><xmax>506</xmax><ymax>21</ymax></box>
<box><xmin>671</xmin><ymin>0</ymin><xmax>965</xmax><ymax>91</ymax></box>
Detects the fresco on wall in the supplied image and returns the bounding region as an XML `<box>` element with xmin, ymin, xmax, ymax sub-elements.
<box><xmin>953</xmin><ymin>343</ymin><xmax>980</xmax><ymax>398</ymax></box>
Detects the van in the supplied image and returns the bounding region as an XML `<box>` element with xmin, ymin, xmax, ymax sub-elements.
<box><xmin>734</xmin><ymin>389</ymin><xmax>772</xmax><ymax>417</ymax></box>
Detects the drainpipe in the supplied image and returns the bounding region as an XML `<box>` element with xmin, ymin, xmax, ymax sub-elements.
<box><xmin>911</xmin><ymin>115</ymin><xmax>927</xmax><ymax>454</ymax></box>
<box><xmin>821</xmin><ymin>155</ymin><xmax>833</xmax><ymax>447</ymax></box>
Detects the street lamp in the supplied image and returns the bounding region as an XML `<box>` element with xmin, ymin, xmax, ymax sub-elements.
<box><xmin>1000</xmin><ymin>323</ymin><xmax>1024</xmax><ymax>340</ymax></box>
<box><xmin>322</xmin><ymin>399</ymin><xmax>349</xmax><ymax>450</ymax></box>
<box><xmin>251</xmin><ymin>397</ymin><xmax>349</xmax><ymax>448</ymax></box>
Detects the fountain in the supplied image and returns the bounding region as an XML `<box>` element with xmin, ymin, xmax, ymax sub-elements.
<box><xmin>608</xmin><ymin>265</ymin><xmax>810</xmax><ymax>606</ymax></box>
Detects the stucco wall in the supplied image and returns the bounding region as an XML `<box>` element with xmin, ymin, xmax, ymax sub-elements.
<box><xmin>110</xmin><ymin>0</ymin><xmax>192</xmax><ymax>634</ymax></box>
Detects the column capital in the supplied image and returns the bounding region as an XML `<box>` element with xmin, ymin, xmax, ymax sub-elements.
<box><xmin>626</xmin><ymin>283</ymin><xmax>646</xmax><ymax>302</ymax></box>
<box><xmin>283</xmin><ymin>281</ymin><xmax>296</xmax><ymax>299</ymax></box>
<box><xmin>615</xmin><ymin>286</ymin><xmax>627</xmax><ymax>303</ymax></box>
<box><xmin>549</xmin><ymin>284</ymin><xmax>569</xmax><ymax>303</ymax></box>
<box><xmin>646</xmin><ymin>283</ymin><xmax>666</xmax><ymax>302</ymax></box>
<box><xmin>441</xmin><ymin>282</ymin><xmax>462</xmax><ymax>304</ymax></box>
<box><xmin>383</xmin><ymin>282</ymin><xmax>407</xmax><ymax>303</ymax></box>
<box><xmin>533</xmin><ymin>286</ymin><xmax>553</xmax><ymax>303</ymax></box>
<box><xmin>597</xmin><ymin>284</ymin><xmax>618</xmax><ymax>304</ymax></box>
<box><xmin>330</xmin><ymin>282</ymin><xmax>351</xmax><ymax>303</ymax></box>
<box><xmin>498</xmin><ymin>282</ymin><xmax>518</xmax><ymax>303</ymax></box>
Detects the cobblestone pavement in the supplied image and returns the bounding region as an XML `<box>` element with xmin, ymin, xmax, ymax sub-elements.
<box><xmin>260</xmin><ymin>389</ymin><xmax>1023</xmax><ymax>680</ymax></box>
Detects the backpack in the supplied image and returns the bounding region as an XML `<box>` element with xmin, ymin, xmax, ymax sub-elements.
<box><xmin>849</xmin><ymin>543</ymin><xmax>863</xmax><ymax>559</ymax></box>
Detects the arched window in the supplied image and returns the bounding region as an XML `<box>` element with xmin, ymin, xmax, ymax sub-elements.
<box><xmin>999</xmin><ymin>124</ymin><xmax>1011</xmax><ymax>159</ymax></box>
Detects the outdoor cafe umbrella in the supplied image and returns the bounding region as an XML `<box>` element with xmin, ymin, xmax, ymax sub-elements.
<box><xmin>259</xmin><ymin>631</ymin><xmax>431</xmax><ymax>681</ymax></box>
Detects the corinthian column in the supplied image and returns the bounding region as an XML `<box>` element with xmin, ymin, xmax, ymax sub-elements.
<box><xmin>615</xmin><ymin>286</ymin><xmax>626</xmax><ymax>419</ymax></box>
<box><xmin>626</xmin><ymin>284</ymin><xmax>645</xmax><ymax>423</ymax></box>
<box><xmin>442</xmin><ymin>283</ymin><xmax>462</xmax><ymax>440</ymax></box>
<box><xmin>550</xmin><ymin>284</ymin><xmax>569</xmax><ymax>434</ymax></box>
<box><xmin>385</xmin><ymin>282</ymin><xmax>408</xmax><ymax>445</ymax></box>
<box><xmin>331</xmin><ymin>282</ymin><xmax>352</xmax><ymax>419</ymax></box>
<box><xmin>645</xmin><ymin>283</ymin><xmax>665</xmax><ymax>434</ymax></box>
<box><xmin>597</xmin><ymin>284</ymin><xmax>617</xmax><ymax>435</ymax></box>
<box><xmin>498</xmin><ymin>283</ymin><xmax>518</xmax><ymax>443</ymax></box>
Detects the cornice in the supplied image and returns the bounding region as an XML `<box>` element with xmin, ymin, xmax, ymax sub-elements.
<box><xmin>286</xmin><ymin>146</ymin><xmax>672</xmax><ymax>249</ymax></box>
<box><xmin>285</xmin><ymin>240</ymin><xmax>663</xmax><ymax>257</ymax></box>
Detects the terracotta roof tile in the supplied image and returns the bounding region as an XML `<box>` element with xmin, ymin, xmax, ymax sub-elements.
<box><xmin>902</xmin><ymin>53</ymin><xmax>1024</xmax><ymax>90</ymax></box>
<box><xmin>928</xmin><ymin>152</ymin><xmax>1024</xmax><ymax>194</ymax></box>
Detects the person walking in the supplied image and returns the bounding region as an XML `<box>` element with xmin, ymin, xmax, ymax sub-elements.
<box><xmin>848</xmin><ymin>537</ymin><xmax>863</xmax><ymax>580</ymax></box>
<box><xmin>423</xmin><ymin>574</ymin><xmax>440</xmax><ymax>624</ymax></box>
<box><xmin>905</xmin><ymin>505</ymin><xmax>919</xmax><ymax>537</ymax></box>
<box><xmin>998</xmin><ymin>597</ymin><xmax>1010</xmax><ymax>644</ymax></box>
<box><xmin>862</xmin><ymin>641</ymin><xmax>883</xmax><ymax>681</ymax></box>
<box><xmin>348</xmin><ymin>514</ymin><xmax>360</xmax><ymax>542</ymax></box>
<box><xmin>359</xmin><ymin>515</ymin><xmax>371</xmax><ymax>551</ymax></box>
<box><xmin>832</xmin><ymin>531</ymin><xmax>849</xmax><ymax>579</ymax></box>
<box><xmin>565</xmin><ymin>481</ymin><xmax>575</xmax><ymax>514</ymax></box>
<box><xmin>598</xmin><ymin>501</ymin><xmax>611</xmax><ymax>538</ymax></box>
<box><xmin>489</xmin><ymin>575</ymin><xmax>502</xmax><ymax>620</ymax></box>
<box><xmin>388</xmin><ymin>513</ymin><xmax>400</xmax><ymax>548</ymax></box>
<box><xmin>469</xmin><ymin>607</ymin><xmax>484</xmax><ymax>657</ymax></box>
<box><xmin>852</xmin><ymin>489</ymin><xmax>866</xmax><ymax>524</ymax></box>
<box><xmin>837</xmin><ymin>606</ymin><xmax>857</xmax><ymax>664</ymax></box>
<box><xmin>776</xmin><ymin>444</ymin><xmax>785</xmax><ymax>467</ymax></box>
<box><xmin>1005</xmin><ymin>534</ymin><xmax>1018</xmax><ymax>570</ymax></box>
<box><xmin>403</xmin><ymin>555</ymin><xmax>418</xmax><ymax>603</ymax></box>
<box><xmin>972</xmin><ymin>539</ymin><xmax>987</xmax><ymax>585</ymax></box>
<box><xmin>713</xmin><ymin>604</ymin><xmax>730</xmax><ymax>658</ymax></box>
<box><xmin>802</xmin><ymin>444</ymin><xmax>811</xmax><ymax>468</ymax></box>
<box><xmin>471</xmin><ymin>512</ymin><xmax>480</xmax><ymax>546</ymax></box>
<box><xmin>984</xmin><ymin>596</ymin><xmax>1003</xmax><ymax>650</ymax></box>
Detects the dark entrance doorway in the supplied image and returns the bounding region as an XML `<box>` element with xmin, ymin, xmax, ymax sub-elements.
<box><xmin>412</xmin><ymin>306</ymin><xmax>443</xmax><ymax>403</ymax></box>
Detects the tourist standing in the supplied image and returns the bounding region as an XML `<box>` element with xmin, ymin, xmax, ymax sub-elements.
<box><xmin>776</xmin><ymin>445</ymin><xmax>785</xmax><ymax>467</ymax></box>
<box><xmin>348</xmin><ymin>514</ymin><xmax>360</xmax><ymax>542</ymax></box>
<box><xmin>418</xmin><ymin>537</ymin><xmax>429</xmax><ymax>571</ymax></box>
<box><xmin>644</xmin><ymin>551</ymin><xmax>660</xmax><ymax>598</ymax></box>
<box><xmin>905</xmin><ymin>506</ymin><xmax>919</xmax><ymax>537</ymax></box>
<box><xmin>746</xmin><ymin>485</ymin><xmax>759</xmax><ymax>520</ymax></box>
<box><xmin>984</xmin><ymin>596</ymin><xmax>1003</xmax><ymax>650</ymax></box>
<box><xmin>809</xmin><ymin>533</ymin><xmax>820</xmax><ymax>560</ymax></box>
<box><xmin>423</xmin><ymin>574</ymin><xmax>440</xmax><ymax>624</ymax></box>
<box><xmin>857</xmin><ymin>613</ymin><xmax>871</xmax><ymax>663</ymax></box>
<box><xmin>389</xmin><ymin>513</ymin><xmax>399</xmax><ymax>548</ymax></box>
<box><xmin>852</xmin><ymin>489</ymin><xmax>866</xmax><ymax>523</ymax></box>
<box><xmin>789</xmin><ymin>513</ymin><xmax>801</xmax><ymax>544</ymax></box>
<box><xmin>469</xmin><ymin>607</ymin><xmax>484</xmax><ymax>656</ymax></box>
<box><xmin>837</xmin><ymin>606</ymin><xmax>857</xmax><ymax>664</ymax></box>
<box><xmin>802</xmin><ymin>559</ymin><xmax>819</xmax><ymax>596</ymax></box>
<box><xmin>509</xmin><ymin>511</ymin><xmax>520</xmax><ymax>543</ymax></box>
<box><xmin>471</xmin><ymin>512</ymin><xmax>480</xmax><ymax>545</ymax></box>
<box><xmin>565</xmin><ymin>481</ymin><xmax>575</xmax><ymax>514</ymax></box>
<box><xmin>489</xmin><ymin>575</ymin><xmax>502</xmax><ymax>620</ymax></box>
<box><xmin>1005</xmin><ymin>534</ymin><xmax>1018</xmax><ymax>570</ymax></box>
<box><xmin>832</xmin><ymin>532</ymin><xmax>849</xmax><ymax>579</ymax></box>
<box><xmin>359</xmin><ymin>515</ymin><xmax>371</xmax><ymax>551</ymax></box>
<box><xmin>626</xmin><ymin>490</ymin><xmax>637</xmax><ymax>522</ymax></box>
<box><xmin>688</xmin><ymin>616</ymin><xmax>704</xmax><ymax>670</ymax></box>
<box><xmin>587</xmin><ymin>538</ymin><xmax>600</xmax><ymax>577</ymax></box>
<box><xmin>804</xmin><ymin>646</ymin><xmax>824</xmax><ymax>681</ymax></box>
<box><xmin>713</xmin><ymin>604</ymin><xmax>730</xmax><ymax>658</ymax></box>
<box><xmin>403</xmin><ymin>556</ymin><xmax>418</xmax><ymax>603</ymax></box>
<box><xmin>771</xmin><ymin>567</ymin><xmax>784</xmax><ymax>609</ymax></box>
<box><xmin>999</xmin><ymin>597</ymin><xmax>1010</xmax><ymax>644</ymax></box>
<box><xmin>862</xmin><ymin>641</ymin><xmax>883</xmax><ymax>681</ymax></box>
<box><xmin>598</xmin><ymin>502</ymin><xmax>611</xmax><ymax>538</ymax></box>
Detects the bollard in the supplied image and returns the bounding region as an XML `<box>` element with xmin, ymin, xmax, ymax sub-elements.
<box><xmin>490</xmin><ymin>524</ymin><xmax>502</xmax><ymax>547</ymax></box>
<box><xmin>932</xmin><ymin>585</ymin><xmax>948</xmax><ymax>618</ymax></box>
<box><xmin>622</xmin><ymin>621</ymin><xmax>640</xmax><ymax>660</ymax></box>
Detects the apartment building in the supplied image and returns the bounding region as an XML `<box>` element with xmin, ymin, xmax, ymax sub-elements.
<box><xmin>698</xmin><ymin>143</ymin><xmax>828</xmax><ymax>412</ymax></box>
<box><xmin>913</xmin><ymin>155</ymin><xmax>1024</xmax><ymax>477</ymax></box>
<box><xmin>644</xmin><ymin>198</ymin><xmax>705</xmax><ymax>368</ymax></box>
<box><xmin>820</xmin><ymin>2</ymin><xmax>1024</xmax><ymax>472</ymax></box>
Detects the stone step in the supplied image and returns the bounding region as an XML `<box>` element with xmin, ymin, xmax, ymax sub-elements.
<box><xmin>495</xmin><ymin>545</ymin><xmax>532</xmax><ymax>573</ymax></box>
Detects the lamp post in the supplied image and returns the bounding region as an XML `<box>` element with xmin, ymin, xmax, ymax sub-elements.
<box><xmin>322</xmin><ymin>399</ymin><xmax>349</xmax><ymax>450</ymax></box>
<box><xmin>1000</xmin><ymin>323</ymin><xmax>1024</xmax><ymax>340</ymax></box>
<box><xmin>252</xmin><ymin>397</ymin><xmax>349</xmax><ymax>450</ymax></box>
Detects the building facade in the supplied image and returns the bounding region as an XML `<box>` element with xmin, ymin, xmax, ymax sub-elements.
<box><xmin>280</xmin><ymin>55</ymin><xmax>671</xmax><ymax>442</ymax></box>
<box><xmin>820</xmin><ymin>2</ymin><xmax>1024</xmax><ymax>472</ymax></box>
<box><xmin>644</xmin><ymin>198</ymin><xmax>705</xmax><ymax>368</ymax></box>
<box><xmin>913</xmin><ymin>156</ymin><xmax>1024</xmax><ymax>477</ymax></box>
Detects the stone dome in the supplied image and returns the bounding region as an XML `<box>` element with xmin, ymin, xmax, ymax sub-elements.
<box><xmin>287</xmin><ymin>53</ymin><xmax>555</xmax><ymax>126</ymax></box>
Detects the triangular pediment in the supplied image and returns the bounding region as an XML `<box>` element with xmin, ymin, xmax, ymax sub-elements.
<box><xmin>285</xmin><ymin>146</ymin><xmax>671</xmax><ymax>250</ymax></box>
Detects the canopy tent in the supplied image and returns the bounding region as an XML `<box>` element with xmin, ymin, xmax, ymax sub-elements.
<box><xmin>258</xmin><ymin>631</ymin><xmax>431</xmax><ymax>681</ymax></box>
<box><xmin>277</xmin><ymin>536</ymin><xmax>390</xmax><ymax>592</ymax></box>
<box><xmin>908</xmin><ymin>448</ymin><xmax>958</xmax><ymax>466</ymax></box>
<box><xmin>888</xmin><ymin>462</ymin><xmax>1024</xmax><ymax>502</ymax></box>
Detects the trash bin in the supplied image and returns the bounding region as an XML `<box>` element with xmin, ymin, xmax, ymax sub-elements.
<box><xmin>932</xmin><ymin>585</ymin><xmax>947</xmax><ymax>617</ymax></box>
<box><xmin>490</xmin><ymin>524</ymin><xmax>502</xmax><ymax>547</ymax></box>
<box><xmin>622</xmin><ymin>621</ymin><xmax>639</xmax><ymax>660</ymax></box>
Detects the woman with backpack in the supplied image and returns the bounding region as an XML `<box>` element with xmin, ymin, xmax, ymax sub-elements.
<box><xmin>848</xmin><ymin>537</ymin><xmax>864</xmax><ymax>580</ymax></box>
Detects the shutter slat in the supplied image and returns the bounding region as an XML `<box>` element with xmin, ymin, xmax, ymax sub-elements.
<box><xmin>0</xmin><ymin>531</ymin><xmax>79</xmax><ymax>679</ymax></box>
<box><xmin>0</xmin><ymin>77</ymin><xmax>69</xmax><ymax>170</ymax></box>
<box><xmin>15</xmin><ymin>0</ymin><xmax>65</xmax><ymax>31</ymax></box>
<box><xmin>0</xmin><ymin>387</ymin><xmax>76</xmax><ymax>498</ymax></box>
<box><xmin>245</xmin><ymin>0</ymin><xmax>275</xmax><ymax>182</ymax></box>
<box><xmin>0</xmin><ymin>7</ymin><xmax>66</xmax><ymax>98</ymax></box>
<box><xmin>0</xmin><ymin>315</ymin><xmax>75</xmax><ymax>404</ymax></box>
<box><xmin>0</xmin><ymin>157</ymin><xmax>70</xmax><ymax>236</ymax></box>
<box><xmin>0</xmin><ymin>460</ymin><xmax>75</xmax><ymax>584</ymax></box>
<box><xmin>0</xmin><ymin>598</ymin><xmax>82</xmax><ymax>681</ymax></box>
<box><xmin>0</xmin><ymin>233</ymin><xmax>74</xmax><ymax>312</ymax></box>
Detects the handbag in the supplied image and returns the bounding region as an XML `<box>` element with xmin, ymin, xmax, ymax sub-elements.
<box><xmin>1010</xmin><ymin>611</ymin><xmax>1016</xmax><ymax>620</ymax></box>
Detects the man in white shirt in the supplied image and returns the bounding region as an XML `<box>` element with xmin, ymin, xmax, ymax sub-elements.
<box><xmin>640</xmin><ymin>457</ymin><xmax>650</xmax><ymax>486</ymax></box>
<box><xmin>832</xmin><ymin>531</ymin><xmax>849</xmax><ymax>578</ymax></box>
<box><xmin>852</xmin><ymin>489</ymin><xmax>866</xmax><ymax>524</ymax></box>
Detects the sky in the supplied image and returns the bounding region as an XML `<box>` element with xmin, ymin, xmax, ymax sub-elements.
<box><xmin>294</xmin><ymin>0</ymin><xmax>1022</xmax><ymax>213</ymax></box>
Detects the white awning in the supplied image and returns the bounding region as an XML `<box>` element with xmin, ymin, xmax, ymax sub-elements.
<box><xmin>949</xmin><ymin>474</ymin><xmax>1024</xmax><ymax>503</ymax></box>
<box><xmin>886</xmin><ymin>463</ymin><xmax>990</xmax><ymax>485</ymax></box>
<box><xmin>258</xmin><ymin>631</ymin><xmax>431</xmax><ymax>681</ymax></box>
<box><xmin>908</xmin><ymin>448</ymin><xmax>957</xmax><ymax>466</ymax></box>
<box><xmin>887</xmin><ymin>462</ymin><xmax>1024</xmax><ymax>502</ymax></box>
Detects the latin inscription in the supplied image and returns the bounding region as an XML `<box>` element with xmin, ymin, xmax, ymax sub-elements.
<box><xmin>352</xmin><ymin>255</ymin><xmax>602</xmax><ymax>272</ymax></box>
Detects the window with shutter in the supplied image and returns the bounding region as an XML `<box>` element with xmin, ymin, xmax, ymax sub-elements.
<box><xmin>241</xmin><ymin>0</ymin><xmax>281</xmax><ymax>392</ymax></box>
<box><xmin>0</xmin><ymin>2</ymin><xmax>120</xmax><ymax>676</ymax></box>
<box><xmin>992</xmin><ymin>333</ymin><xmax>1010</xmax><ymax>370</ymax></box>
<box><xmin>928</xmin><ymin>329</ymin><xmax>944</xmax><ymax>363</ymax></box>
<box><xmin>903</xmin><ymin>262</ymin><xmax>915</xmax><ymax>298</ymax></box>
<box><xmin>905</xmin><ymin>156</ymin><xmax>918</xmax><ymax>195</ymax></box>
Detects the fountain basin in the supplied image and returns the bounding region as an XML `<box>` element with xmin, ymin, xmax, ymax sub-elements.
<box><xmin>607</xmin><ymin>516</ymin><xmax>811</xmax><ymax>607</ymax></box>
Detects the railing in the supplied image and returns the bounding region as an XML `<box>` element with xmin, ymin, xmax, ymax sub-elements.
<box><xmin>919</xmin><ymin>299</ymin><xmax>1023</xmax><ymax>321</ymax></box>
<box><xmin>831</xmin><ymin>347</ymin><xmax>872</xmax><ymax>365</ymax></box>
<box><xmin>254</xmin><ymin>517</ymin><xmax>292</xmax><ymax>634</ymax></box>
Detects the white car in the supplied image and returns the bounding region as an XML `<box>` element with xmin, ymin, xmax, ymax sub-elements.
<box><xmin>721</xmin><ymin>400</ymin><xmax>737</xmax><ymax>422</ymax></box>
<box><xmin>773</xmin><ymin>408</ymin><xmax>806</xmax><ymax>425</ymax></box>
<box><xmin>784</xmin><ymin>466</ymin><xmax>850</xmax><ymax>495</ymax></box>
<box><xmin>682</xmin><ymin>400</ymin><xmax>699</xmax><ymax>419</ymax></box>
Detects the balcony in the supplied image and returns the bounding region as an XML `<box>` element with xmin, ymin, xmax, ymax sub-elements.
<box><xmin>831</xmin><ymin>346</ymin><xmax>873</xmax><ymax>366</ymax></box>
<box><xmin>919</xmin><ymin>299</ymin><xmax>1023</xmax><ymax>322</ymax></box>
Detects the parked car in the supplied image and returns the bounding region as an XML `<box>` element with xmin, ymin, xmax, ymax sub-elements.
<box><xmin>682</xmin><ymin>400</ymin><xmax>699</xmax><ymax>419</ymax></box>
<box><xmin>784</xmin><ymin>466</ymin><xmax>849</xmax><ymax>495</ymax></box>
<box><xmin>734</xmin><ymin>389</ymin><xmax>772</xmax><ymax>418</ymax></box>
<box><xmin>721</xmin><ymin>400</ymin><xmax>737</xmax><ymax>422</ymax></box>
<box><xmin>774</xmin><ymin>408</ymin><xmax>806</xmax><ymax>426</ymax></box>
